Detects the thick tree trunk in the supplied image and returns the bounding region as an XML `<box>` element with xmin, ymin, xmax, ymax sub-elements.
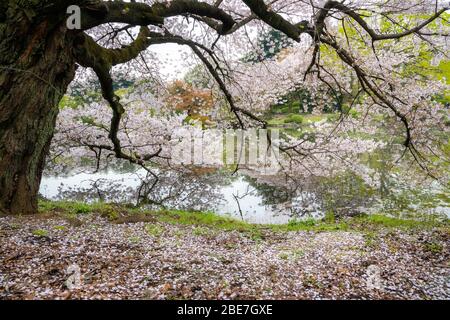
<box><xmin>0</xmin><ymin>5</ymin><xmax>76</xmax><ymax>214</ymax></box>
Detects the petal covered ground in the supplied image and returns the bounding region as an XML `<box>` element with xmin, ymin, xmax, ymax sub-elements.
<box><xmin>0</xmin><ymin>212</ymin><xmax>449</xmax><ymax>300</ymax></box>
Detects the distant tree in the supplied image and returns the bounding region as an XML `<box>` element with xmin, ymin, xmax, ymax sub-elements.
<box><xmin>113</xmin><ymin>71</ymin><xmax>135</xmax><ymax>91</ymax></box>
<box><xmin>184</xmin><ymin>65</ymin><xmax>211</xmax><ymax>89</ymax></box>
<box><xmin>166</xmin><ymin>80</ymin><xmax>214</xmax><ymax>123</ymax></box>
<box><xmin>243</xmin><ymin>29</ymin><xmax>293</xmax><ymax>63</ymax></box>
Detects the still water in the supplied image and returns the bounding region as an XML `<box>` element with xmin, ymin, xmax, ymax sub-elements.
<box><xmin>40</xmin><ymin>167</ymin><xmax>324</xmax><ymax>224</ymax></box>
<box><xmin>40</xmin><ymin>165</ymin><xmax>449</xmax><ymax>224</ymax></box>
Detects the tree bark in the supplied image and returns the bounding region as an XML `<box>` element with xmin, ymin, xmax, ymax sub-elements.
<box><xmin>0</xmin><ymin>4</ymin><xmax>76</xmax><ymax>214</ymax></box>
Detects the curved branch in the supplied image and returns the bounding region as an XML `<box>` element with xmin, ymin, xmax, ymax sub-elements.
<box><xmin>318</xmin><ymin>1</ymin><xmax>448</xmax><ymax>41</ymax></box>
<box><xmin>74</xmin><ymin>27</ymin><xmax>153</xmax><ymax>69</ymax></box>
<box><xmin>242</xmin><ymin>0</ymin><xmax>312</xmax><ymax>41</ymax></box>
<box><xmin>73</xmin><ymin>30</ymin><xmax>164</xmax><ymax>168</ymax></box>
<box><xmin>81</xmin><ymin>0</ymin><xmax>236</xmax><ymax>34</ymax></box>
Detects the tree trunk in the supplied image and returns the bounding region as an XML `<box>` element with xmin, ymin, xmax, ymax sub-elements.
<box><xmin>0</xmin><ymin>5</ymin><xmax>76</xmax><ymax>214</ymax></box>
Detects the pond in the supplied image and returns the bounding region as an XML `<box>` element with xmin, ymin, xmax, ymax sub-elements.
<box><xmin>40</xmin><ymin>168</ymin><xmax>311</xmax><ymax>224</ymax></box>
<box><xmin>40</xmin><ymin>163</ymin><xmax>449</xmax><ymax>224</ymax></box>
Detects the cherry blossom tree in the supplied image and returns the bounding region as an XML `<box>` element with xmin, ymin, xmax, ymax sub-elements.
<box><xmin>0</xmin><ymin>0</ymin><xmax>448</xmax><ymax>214</ymax></box>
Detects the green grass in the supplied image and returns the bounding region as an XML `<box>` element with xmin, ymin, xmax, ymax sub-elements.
<box><xmin>424</xmin><ymin>242</ymin><xmax>443</xmax><ymax>254</ymax></box>
<box><xmin>274</xmin><ymin>218</ymin><xmax>349</xmax><ymax>232</ymax></box>
<box><xmin>156</xmin><ymin>210</ymin><xmax>263</xmax><ymax>240</ymax></box>
<box><xmin>31</xmin><ymin>229</ymin><xmax>49</xmax><ymax>237</ymax></box>
<box><xmin>39</xmin><ymin>200</ymin><xmax>121</xmax><ymax>219</ymax></box>
<box><xmin>363</xmin><ymin>231</ymin><xmax>378</xmax><ymax>248</ymax></box>
<box><xmin>267</xmin><ymin>116</ymin><xmax>288</xmax><ymax>126</ymax></box>
<box><xmin>354</xmin><ymin>214</ymin><xmax>446</xmax><ymax>230</ymax></box>
<box><xmin>279</xmin><ymin>249</ymin><xmax>305</xmax><ymax>261</ymax></box>
<box><xmin>37</xmin><ymin>200</ymin><xmax>449</xmax><ymax>236</ymax></box>
<box><xmin>145</xmin><ymin>224</ymin><xmax>164</xmax><ymax>237</ymax></box>
<box><xmin>39</xmin><ymin>200</ymin><xmax>96</xmax><ymax>214</ymax></box>
<box><xmin>192</xmin><ymin>226</ymin><xmax>214</xmax><ymax>236</ymax></box>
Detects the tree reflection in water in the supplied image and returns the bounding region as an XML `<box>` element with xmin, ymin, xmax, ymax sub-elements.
<box><xmin>42</xmin><ymin>157</ymin><xmax>449</xmax><ymax>223</ymax></box>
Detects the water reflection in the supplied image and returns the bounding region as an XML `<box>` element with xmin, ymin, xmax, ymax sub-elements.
<box><xmin>40</xmin><ymin>167</ymin><xmax>298</xmax><ymax>224</ymax></box>
<box><xmin>40</xmin><ymin>161</ymin><xmax>450</xmax><ymax>224</ymax></box>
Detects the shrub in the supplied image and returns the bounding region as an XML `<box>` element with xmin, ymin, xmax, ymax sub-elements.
<box><xmin>291</xmin><ymin>101</ymin><xmax>301</xmax><ymax>113</ymax></box>
<box><xmin>341</xmin><ymin>105</ymin><xmax>360</xmax><ymax>119</ymax></box>
<box><xmin>284</xmin><ymin>114</ymin><xmax>304</xmax><ymax>124</ymax></box>
<box><xmin>280</xmin><ymin>106</ymin><xmax>291</xmax><ymax>114</ymax></box>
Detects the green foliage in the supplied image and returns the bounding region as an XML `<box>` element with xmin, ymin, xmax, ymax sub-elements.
<box><xmin>115</xmin><ymin>88</ymin><xmax>130</xmax><ymax>98</ymax></box>
<box><xmin>70</xmin><ymin>203</ymin><xmax>91</xmax><ymax>214</ymax></box>
<box><xmin>268</xmin><ymin>84</ymin><xmax>344</xmax><ymax>119</ymax></box>
<box><xmin>341</xmin><ymin>105</ymin><xmax>360</xmax><ymax>119</ymax></box>
<box><xmin>243</xmin><ymin>29</ymin><xmax>292</xmax><ymax>62</ymax></box>
<box><xmin>112</xmin><ymin>71</ymin><xmax>135</xmax><ymax>91</ymax></box>
<box><xmin>324</xmin><ymin>211</ymin><xmax>336</xmax><ymax>224</ymax></box>
<box><xmin>58</xmin><ymin>95</ymin><xmax>82</xmax><ymax>109</ymax></box>
<box><xmin>184</xmin><ymin>64</ymin><xmax>211</xmax><ymax>88</ymax></box>
<box><xmin>362</xmin><ymin>148</ymin><xmax>450</xmax><ymax>216</ymax></box>
<box><xmin>336</xmin><ymin>11</ymin><xmax>450</xmax><ymax>104</ymax></box>
<box><xmin>266</xmin><ymin>116</ymin><xmax>288</xmax><ymax>126</ymax></box>
<box><xmin>318</xmin><ymin>173</ymin><xmax>376</xmax><ymax>216</ymax></box>
<box><xmin>272</xmin><ymin>88</ymin><xmax>313</xmax><ymax>114</ymax></box>
<box><xmin>284</xmin><ymin>114</ymin><xmax>304</xmax><ymax>124</ymax></box>
<box><xmin>157</xmin><ymin>210</ymin><xmax>262</xmax><ymax>239</ymax></box>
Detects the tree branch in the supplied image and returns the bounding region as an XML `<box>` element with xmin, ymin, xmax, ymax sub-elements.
<box><xmin>80</xmin><ymin>0</ymin><xmax>236</xmax><ymax>34</ymax></box>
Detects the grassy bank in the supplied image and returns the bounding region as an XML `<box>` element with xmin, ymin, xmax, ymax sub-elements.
<box><xmin>38</xmin><ymin>200</ymin><xmax>450</xmax><ymax>238</ymax></box>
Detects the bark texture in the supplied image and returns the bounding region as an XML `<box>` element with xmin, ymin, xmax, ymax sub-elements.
<box><xmin>0</xmin><ymin>3</ymin><xmax>76</xmax><ymax>214</ymax></box>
